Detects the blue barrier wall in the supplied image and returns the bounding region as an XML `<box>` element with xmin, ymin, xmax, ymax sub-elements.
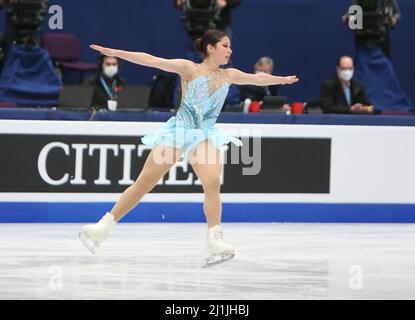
<box><xmin>1</xmin><ymin>0</ymin><xmax>414</xmax><ymax>104</ymax></box>
<box><xmin>1</xmin><ymin>202</ymin><xmax>415</xmax><ymax>223</ymax></box>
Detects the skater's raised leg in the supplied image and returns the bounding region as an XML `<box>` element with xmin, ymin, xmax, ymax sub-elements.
<box><xmin>110</xmin><ymin>145</ymin><xmax>183</xmax><ymax>222</ymax></box>
<box><xmin>190</xmin><ymin>140</ymin><xmax>235</xmax><ymax>266</ymax></box>
<box><xmin>79</xmin><ymin>146</ymin><xmax>182</xmax><ymax>254</ymax></box>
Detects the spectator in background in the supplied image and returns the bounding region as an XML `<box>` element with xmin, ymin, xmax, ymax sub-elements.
<box><xmin>320</xmin><ymin>56</ymin><xmax>373</xmax><ymax>114</ymax></box>
<box><xmin>240</xmin><ymin>57</ymin><xmax>280</xmax><ymax>102</ymax></box>
<box><xmin>172</xmin><ymin>1</ymin><xmax>241</xmax><ymax>108</ymax></box>
<box><xmin>175</xmin><ymin>0</ymin><xmax>240</xmax><ymax>65</ymax></box>
<box><xmin>1</xmin><ymin>0</ymin><xmax>49</xmax><ymax>71</ymax></box>
<box><xmin>176</xmin><ymin>0</ymin><xmax>241</xmax><ymax>42</ymax></box>
<box><xmin>343</xmin><ymin>0</ymin><xmax>401</xmax><ymax>58</ymax></box>
<box><xmin>0</xmin><ymin>0</ymin><xmax>13</xmax><ymax>70</ymax></box>
<box><xmin>84</xmin><ymin>55</ymin><xmax>127</xmax><ymax>110</ymax></box>
<box><xmin>0</xmin><ymin>0</ymin><xmax>13</xmax><ymax>50</ymax></box>
<box><xmin>212</xmin><ymin>0</ymin><xmax>240</xmax><ymax>39</ymax></box>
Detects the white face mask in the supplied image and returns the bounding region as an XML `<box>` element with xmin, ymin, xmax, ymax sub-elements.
<box><xmin>103</xmin><ymin>65</ymin><xmax>118</xmax><ymax>78</ymax></box>
<box><xmin>339</xmin><ymin>69</ymin><xmax>354</xmax><ymax>82</ymax></box>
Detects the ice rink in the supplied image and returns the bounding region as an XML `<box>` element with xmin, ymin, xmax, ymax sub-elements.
<box><xmin>0</xmin><ymin>223</ymin><xmax>414</xmax><ymax>300</ymax></box>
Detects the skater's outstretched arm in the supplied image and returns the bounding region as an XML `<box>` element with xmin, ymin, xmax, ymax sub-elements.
<box><xmin>90</xmin><ymin>44</ymin><xmax>194</xmax><ymax>77</ymax></box>
<box><xmin>227</xmin><ymin>68</ymin><xmax>299</xmax><ymax>86</ymax></box>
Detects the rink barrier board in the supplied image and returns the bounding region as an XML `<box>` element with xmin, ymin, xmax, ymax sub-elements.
<box><xmin>1</xmin><ymin>120</ymin><xmax>415</xmax><ymax>223</ymax></box>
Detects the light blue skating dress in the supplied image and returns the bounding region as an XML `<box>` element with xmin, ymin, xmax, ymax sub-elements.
<box><xmin>141</xmin><ymin>64</ymin><xmax>243</xmax><ymax>158</ymax></box>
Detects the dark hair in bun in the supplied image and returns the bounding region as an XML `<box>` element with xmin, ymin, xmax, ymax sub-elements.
<box><xmin>194</xmin><ymin>29</ymin><xmax>228</xmax><ymax>58</ymax></box>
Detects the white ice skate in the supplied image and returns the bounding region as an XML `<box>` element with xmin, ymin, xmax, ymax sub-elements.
<box><xmin>202</xmin><ymin>225</ymin><xmax>235</xmax><ymax>268</ymax></box>
<box><xmin>79</xmin><ymin>212</ymin><xmax>117</xmax><ymax>254</ymax></box>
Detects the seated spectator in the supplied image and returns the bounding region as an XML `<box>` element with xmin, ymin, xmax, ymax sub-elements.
<box><xmin>84</xmin><ymin>55</ymin><xmax>127</xmax><ymax>110</ymax></box>
<box><xmin>320</xmin><ymin>55</ymin><xmax>373</xmax><ymax>114</ymax></box>
<box><xmin>240</xmin><ymin>57</ymin><xmax>280</xmax><ymax>102</ymax></box>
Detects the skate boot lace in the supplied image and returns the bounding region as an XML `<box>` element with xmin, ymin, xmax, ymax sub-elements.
<box><xmin>211</xmin><ymin>226</ymin><xmax>223</xmax><ymax>241</ymax></box>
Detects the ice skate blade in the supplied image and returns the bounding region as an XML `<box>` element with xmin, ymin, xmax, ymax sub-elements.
<box><xmin>79</xmin><ymin>231</ymin><xmax>98</xmax><ymax>255</ymax></box>
<box><xmin>202</xmin><ymin>252</ymin><xmax>235</xmax><ymax>269</ymax></box>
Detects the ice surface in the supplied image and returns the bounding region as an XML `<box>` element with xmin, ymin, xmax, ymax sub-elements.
<box><xmin>0</xmin><ymin>223</ymin><xmax>414</xmax><ymax>300</ymax></box>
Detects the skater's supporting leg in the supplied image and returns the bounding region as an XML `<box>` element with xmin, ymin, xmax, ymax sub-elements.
<box><xmin>190</xmin><ymin>140</ymin><xmax>223</xmax><ymax>229</ymax></box>
<box><xmin>190</xmin><ymin>140</ymin><xmax>235</xmax><ymax>265</ymax></box>
<box><xmin>110</xmin><ymin>145</ymin><xmax>183</xmax><ymax>222</ymax></box>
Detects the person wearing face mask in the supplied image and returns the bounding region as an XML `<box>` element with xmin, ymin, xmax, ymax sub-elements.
<box><xmin>240</xmin><ymin>57</ymin><xmax>280</xmax><ymax>102</ymax></box>
<box><xmin>320</xmin><ymin>55</ymin><xmax>373</xmax><ymax>114</ymax></box>
<box><xmin>84</xmin><ymin>55</ymin><xmax>127</xmax><ymax>110</ymax></box>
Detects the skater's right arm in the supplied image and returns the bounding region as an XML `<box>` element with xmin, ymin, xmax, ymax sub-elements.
<box><xmin>90</xmin><ymin>44</ymin><xmax>194</xmax><ymax>78</ymax></box>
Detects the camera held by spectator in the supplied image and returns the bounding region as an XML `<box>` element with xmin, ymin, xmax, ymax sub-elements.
<box><xmin>177</xmin><ymin>0</ymin><xmax>220</xmax><ymax>40</ymax></box>
<box><xmin>342</xmin><ymin>0</ymin><xmax>401</xmax><ymax>57</ymax></box>
<box><xmin>176</xmin><ymin>0</ymin><xmax>241</xmax><ymax>40</ymax></box>
<box><xmin>4</xmin><ymin>0</ymin><xmax>49</xmax><ymax>48</ymax></box>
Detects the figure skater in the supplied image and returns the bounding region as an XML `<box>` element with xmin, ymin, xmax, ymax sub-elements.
<box><xmin>79</xmin><ymin>29</ymin><xmax>299</xmax><ymax>266</ymax></box>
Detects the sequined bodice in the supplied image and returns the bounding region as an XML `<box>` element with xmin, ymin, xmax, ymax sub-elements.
<box><xmin>176</xmin><ymin>64</ymin><xmax>230</xmax><ymax>129</ymax></box>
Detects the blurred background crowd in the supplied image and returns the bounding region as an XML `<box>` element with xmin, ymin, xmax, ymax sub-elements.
<box><xmin>0</xmin><ymin>0</ymin><xmax>413</xmax><ymax>115</ymax></box>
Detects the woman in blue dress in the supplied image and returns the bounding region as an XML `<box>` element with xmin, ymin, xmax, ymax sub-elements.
<box><xmin>80</xmin><ymin>30</ymin><xmax>299</xmax><ymax>266</ymax></box>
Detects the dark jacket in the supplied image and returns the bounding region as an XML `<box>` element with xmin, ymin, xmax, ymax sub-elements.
<box><xmin>83</xmin><ymin>74</ymin><xmax>127</xmax><ymax>109</ymax></box>
<box><xmin>176</xmin><ymin>0</ymin><xmax>241</xmax><ymax>34</ymax></box>
<box><xmin>350</xmin><ymin>0</ymin><xmax>401</xmax><ymax>21</ymax></box>
<box><xmin>215</xmin><ymin>0</ymin><xmax>241</xmax><ymax>31</ymax></box>
<box><xmin>320</xmin><ymin>76</ymin><xmax>371</xmax><ymax>114</ymax></box>
<box><xmin>240</xmin><ymin>84</ymin><xmax>279</xmax><ymax>102</ymax></box>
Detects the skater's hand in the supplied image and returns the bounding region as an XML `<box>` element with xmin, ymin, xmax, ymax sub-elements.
<box><xmin>281</xmin><ymin>76</ymin><xmax>299</xmax><ymax>85</ymax></box>
<box><xmin>90</xmin><ymin>44</ymin><xmax>118</xmax><ymax>57</ymax></box>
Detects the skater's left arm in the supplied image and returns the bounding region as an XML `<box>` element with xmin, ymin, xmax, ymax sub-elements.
<box><xmin>226</xmin><ymin>68</ymin><xmax>299</xmax><ymax>86</ymax></box>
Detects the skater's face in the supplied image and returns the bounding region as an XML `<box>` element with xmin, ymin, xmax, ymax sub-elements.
<box><xmin>207</xmin><ymin>36</ymin><xmax>232</xmax><ymax>65</ymax></box>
